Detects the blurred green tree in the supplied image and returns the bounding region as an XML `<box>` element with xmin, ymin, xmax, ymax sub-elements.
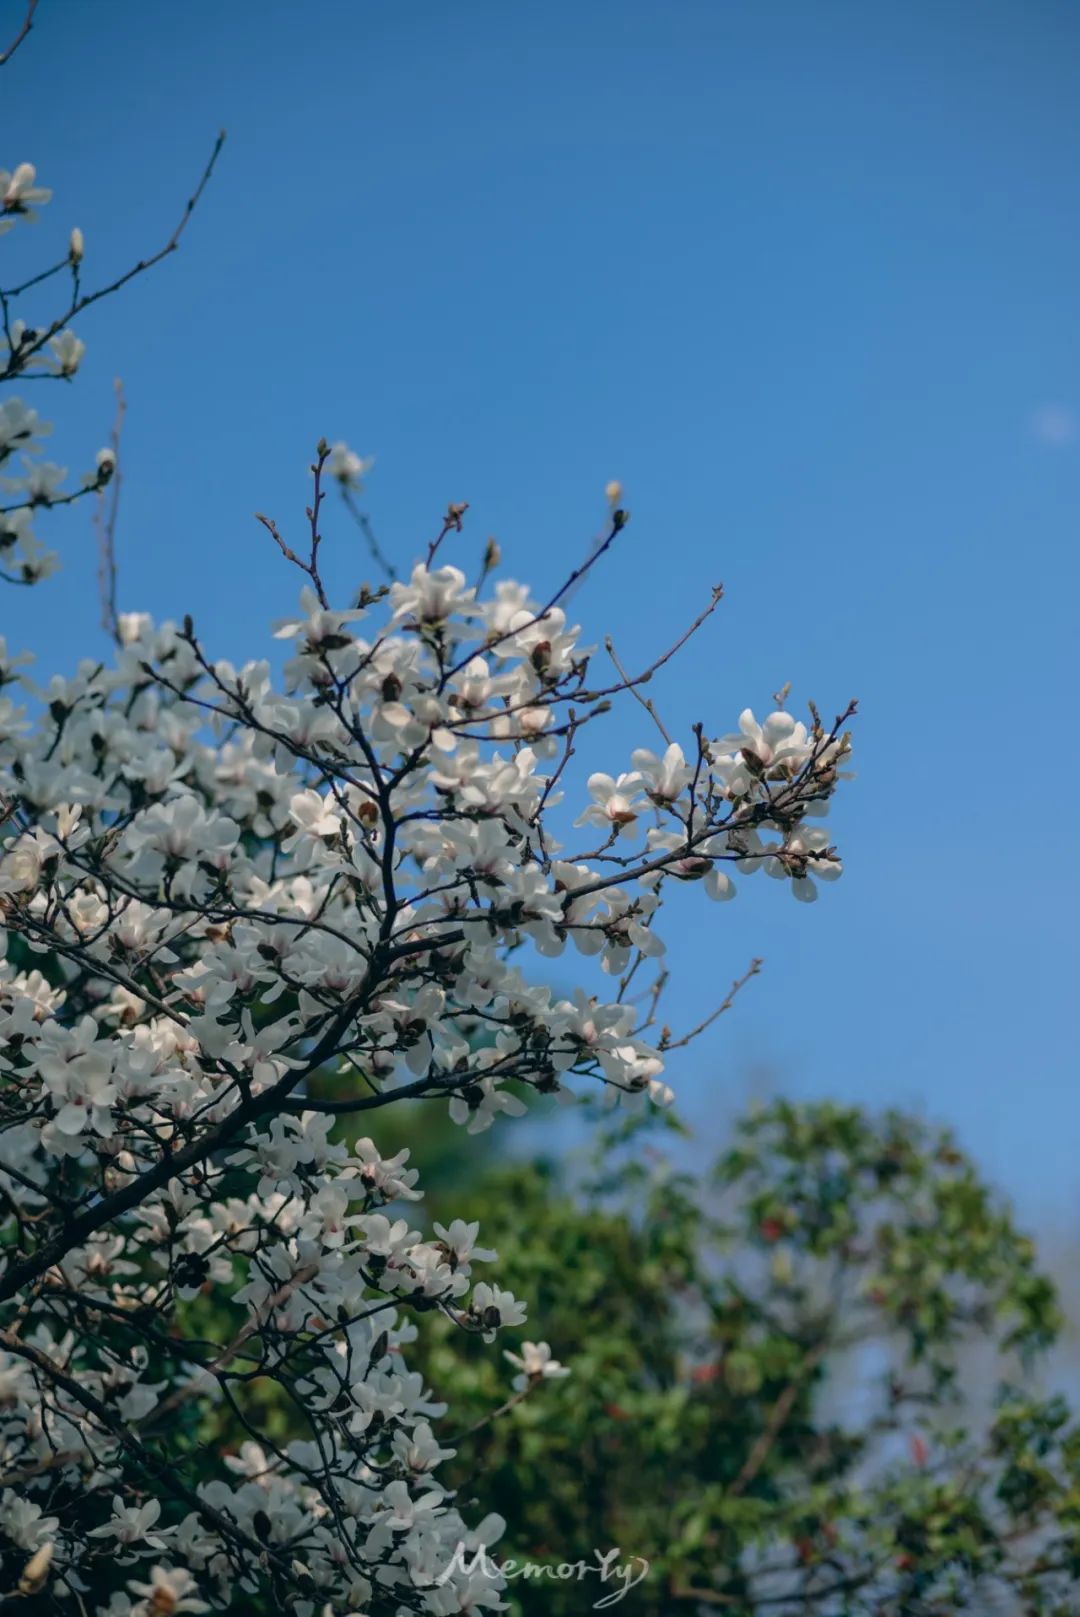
<box><xmin>406</xmin><ymin>1101</ymin><xmax>1080</xmax><ymax>1616</ymax></box>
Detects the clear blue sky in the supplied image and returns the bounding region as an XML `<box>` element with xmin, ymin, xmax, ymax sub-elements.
<box><xmin>5</xmin><ymin>0</ymin><xmax>1078</xmax><ymax>1214</ymax></box>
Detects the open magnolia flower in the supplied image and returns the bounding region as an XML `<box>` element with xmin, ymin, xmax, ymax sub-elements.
<box><xmin>503</xmin><ymin>1340</ymin><xmax>571</xmax><ymax>1391</ymax></box>
<box><xmin>326</xmin><ymin>439</ymin><xmax>373</xmax><ymax>488</ymax></box>
<box><xmin>632</xmin><ymin>740</ymin><xmax>694</xmax><ymax>804</ymax></box>
<box><xmin>575</xmin><ymin>770</ymin><xmax>647</xmax><ymax>835</ymax></box>
<box><xmin>0</xmin><ymin>160</ymin><xmax>51</xmax><ymax>217</ymax></box>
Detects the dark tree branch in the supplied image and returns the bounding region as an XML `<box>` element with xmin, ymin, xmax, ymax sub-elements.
<box><xmin>0</xmin><ymin>0</ymin><xmax>36</xmax><ymax>68</ymax></box>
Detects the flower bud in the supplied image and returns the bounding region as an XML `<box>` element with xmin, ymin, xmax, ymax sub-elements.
<box><xmin>18</xmin><ymin>1541</ymin><xmax>54</xmax><ymax>1596</ymax></box>
<box><xmin>69</xmin><ymin>226</ymin><xmax>84</xmax><ymax>264</ymax></box>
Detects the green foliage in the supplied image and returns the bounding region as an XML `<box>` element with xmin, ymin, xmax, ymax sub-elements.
<box><xmin>407</xmin><ymin>1101</ymin><xmax>1080</xmax><ymax>1615</ymax></box>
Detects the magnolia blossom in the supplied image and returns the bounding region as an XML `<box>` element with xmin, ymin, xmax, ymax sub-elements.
<box><xmin>127</xmin><ymin>1567</ymin><xmax>209</xmax><ymax>1616</ymax></box>
<box><xmin>504</xmin><ymin>1340</ymin><xmax>571</xmax><ymax>1391</ymax></box>
<box><xmin>0</xmin><ymin>161</ymin><xmax>51</xmax><ymax>216</ymax></box>
<box><xmin>391</xmin><ymin>561</ymin><xmax>476</xmax><ymax>626</ymax></box>
<box><xmin>88</xmin><ymin>1497</ymin><xmax>167</xmax><ymax>1561</ymax></box>
<box><xmin>718</xmin><ymin>708</ymin><xmax>812</xmax><ymax>769</ymax></box>
<box><xmin>575</xmin><ymin>770</ymin><xmax>646</xmax><ymax>836</ymax></box>
<box><xmin>326</xmin><ymin>439</ymin><xmax>373</xmax><ymax>487</ymax></box>
<box><xmin>753</xmin><ymin>823</ymin><xmax>843</xmax><ymax>903</ymax></box>
<box><xmin>47</xmin><ymin>329</ymin><xmax>86</xmax><ymax>377</ymax></box>
<box><xmin>0</xmin><ymin>397</ymin><xmax>46</xmax><ymax>458</ymax></box>
<box><xmin>0</xmin><ymin>1491</ymin><xmax>58</xmax><ymax>1551</ymax></box>
<box><xmin>0</xmin><ymin>145</ymin><xmax>162</xmax><ymax>589</ymax></box>
<box><xmin>632</xmin><ymin>741</ymin><xmax>693</xmax><ymax>804</ymax></box>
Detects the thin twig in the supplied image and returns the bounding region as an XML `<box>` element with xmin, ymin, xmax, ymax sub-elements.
<box><xmin>727</xmin><ymin>1336</ymin><xmax>829</xmax><ymax>1500</ymax></box>
<box><xmin>606</xmin><ymin>633</ymin><xmax>671</xmax><ymax>743</ymax></box>
<box><xmin>660</xmin><ymin>957</ymin><xmax>762</xmax><ymax>1051</ymax></box>
<box><xmin>258</xmin><ymin>439</ymin><xmax>332</xmax><ymax>606</ymax></box>
<box><xmin>0</xmin><ymin>0</ymin><xmax>36</xmax><ymax>67</ymax></box>
<box><xmin>150</xmin><ymin>1263</ymin><xmax>319</xmax><ymax>1422</ymax></box>
<box><xmin>94</xmin><ymin>378</ymin><xmax>125</xmax><ymax>643</ymax></box>
<box><xmin>306</xmin><ymin>438</ymin><xmax>330</xmax><ymax>602</ymax></box>
<box><xmin>444</xmin><ymin>1382</ymin><xmax>534</xmax><ymax>1445</ymax></box>
<box><xmin>442</xmin><ymin>509</ymin><xmax>629</xmax><ymax>684</ymax></box>
<box><xmin>0</xmin><ymin>130</ymin><xmax>226</xmax><ymax>382</ymax></box>
<box><xmin>427</xmin><ymin>501</ymin><xmax>468</xmax><ymax>566</ymax></box>
<box><xmin>341</xmin><ymin>485</ymin><xmax>396</xmax><ymax>580</ymax></box>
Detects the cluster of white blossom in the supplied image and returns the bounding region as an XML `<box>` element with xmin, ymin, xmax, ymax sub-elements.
<box><xmin>0</xmin><ymin>34</ymin><xmax>853</xmax><ymax>1613</ymax></box>
<box><xmin>0</xmin><ymin>159</ymin><xmax>119</xmax><ymax>586</ymax></box>
<box><xmin>0</xmin><ymin>534</ymin><xmax>852</xmax><ymax>1608</ymax></box>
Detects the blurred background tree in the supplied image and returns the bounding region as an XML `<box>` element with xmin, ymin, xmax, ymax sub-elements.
<box><xmin>394</xmin><ymin>1100</ymin><xmax>1080</xmax><ymax>1616</ymax></box>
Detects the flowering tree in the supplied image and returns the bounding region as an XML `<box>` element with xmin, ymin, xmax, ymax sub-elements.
<box><xmin>0</xmin><ymin>18</ymin><xmax>856</xmax><ymax>1615</ymax></box>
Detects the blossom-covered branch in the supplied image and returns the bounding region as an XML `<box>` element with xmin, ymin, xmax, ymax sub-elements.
<box><xmin>0</xmin><ymin>120</ymin><xmax>221</xmax><ymax>586</ymax></box>
<box><xmin>0</xmin><ymin>458</ymin><xmax>854</xmax><ymax>1608</ymax></box>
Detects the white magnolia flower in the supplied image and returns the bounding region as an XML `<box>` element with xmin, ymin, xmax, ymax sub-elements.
<box><xmin>575</xmin><ymin>770</ymin><xmax>645</xmax><ymax>836</ymax></box>
<box><xmin>503</xmin><ymin>1340</ymin><xmax>570</xmax><ymax>1391</ymax></box>
<box><xmin>0</xmin><ymin>398</ymin><xmax>46</xmax><ymax>458</ymax></box>
<box><xmin>0</xmin><ymin>162</ymin><xmax>51</xmax><ymax>215</ymax></box>
<box><xmin>326</xmin><ymin>440</ymin><xmax>373</xmax><ymax>487</ymax></box>
<box><xmin>0</xmin><ymin>1490</ymin><xmax>57</xmax><ymax>1551</ymax></box>
<box><xmin>47</xmin><ymin>329</ymin><xmax>85</xmax><ymax>377</ymax></box>
<box><xmin>470</xmin><ymin>1282</ymin><xmax>528</xmax><ymax>1341</ymax></box>
<box><xmin>89</xmin><ymin>1496</ymin><xmax>167</xmax><ymax>1554</ymax></box>
<box><xmin>769</xmin><ymin>825</ymin><xmax>842</xmax><ymax>903</ymax></box>
<box><xmin>433</xmin><ymin>1218</ymin><xmax>497</xmax><ymax>1271</ymax></box>
<box><xmin>127</xmin><ymin>1566</ymin><xmax>210</xmax><ymax>1615</ymax></box>
<box><xmin>713</xmin><ymin>708</ymin><xmax>812</xmax><ymax>774</ymax></box>
<box><xmin>448</xmin><ymin>1078</ymin><xmax>527</xmax><ymax>1135</ymax></box>
<box><xmin>392</xmin><ymin>1419</ymin><xmax>456</xmax><ymax>1474</ymax></box>
<box><xmin>632</xmin><ymin>741</ymin><xmax>692</xmax><ymax>804</ymax></box>
<box><xmin>19</xmin><ymin>460</ymin><xmax>66</xmax><ymax>504</ymax></box>
<box><xmin>0</xmin><ymin>828</ymin><xmax>54</xmax><ymax>894</ymax></box>
<box><xmin>390</xmin><ymin>562</ymin><xmax>476</xmax><ymax>626</ymax></box>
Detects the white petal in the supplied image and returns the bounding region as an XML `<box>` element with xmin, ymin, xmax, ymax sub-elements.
<box><xmin>704</xmin><ymin>869</ymin><xmax>736</xmax><ymax>901</ymax></box>
<box><xmin>54</xmin><ymin>1102</ymin><xmax>88</xmax><ymax>1134</ymax></box>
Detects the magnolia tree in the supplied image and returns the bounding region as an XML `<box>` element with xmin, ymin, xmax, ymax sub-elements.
<box><xmin>0</xmin><ymin>21</ymin><xmax>855</xmax><ymax>1616</ymax></box>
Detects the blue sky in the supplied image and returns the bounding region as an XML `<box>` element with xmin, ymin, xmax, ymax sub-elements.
<box><xmin>4</xmin><ymin>0</ymin><xmax>1079</xmax><ymax>1214</ymax></box>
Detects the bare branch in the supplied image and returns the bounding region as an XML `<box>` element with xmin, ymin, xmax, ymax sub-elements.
<box><xmin>660</xmin><ymin>956</ymin><xmax>763</xmax><ymax>1051</ymax></box>
<box><xmin>94</xmin><ymin>377</ymin><xmax>125</xmax><ymax>642</ymax></box>
<box><xmin>0</xmin><ymin>130</ymin><xmax>226</xmax><ymax>381</ymax></box>
<box><xmin>342</xmin><ymin>484</ymin><xmax>396</xmax><ymax>580</ymax></box>
<box><xmin>0</xmin><ymin>0</ymin><xmax>36</xmax><ymax>68</ymax></box>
